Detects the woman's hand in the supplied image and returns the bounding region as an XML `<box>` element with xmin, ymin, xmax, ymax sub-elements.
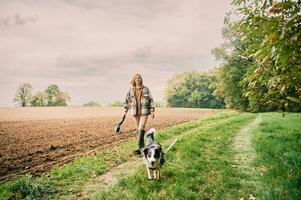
<box><xmin>151</xmin><ymin>112</ymin><xmax>155</xmax><ymax>119</ymax></box>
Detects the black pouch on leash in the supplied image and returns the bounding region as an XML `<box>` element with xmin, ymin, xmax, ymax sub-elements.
<box><xmin>114</xmin><ymin>114</ymin><xmax>126</xmax><ymax>134</ymax></box>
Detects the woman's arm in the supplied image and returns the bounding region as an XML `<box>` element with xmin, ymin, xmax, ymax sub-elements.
<box><xmin>149</xmin><ymin>90</ymin><xmax>155</xmax><ymax>118</ymax></box>
<box><xmin>124</xmin><ymin>90</ymin><xmax>130</xmax><ymax>114</ymax></box>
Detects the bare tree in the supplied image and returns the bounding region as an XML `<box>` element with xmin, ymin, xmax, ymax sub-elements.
<box><xmin>13</xmin><ymin>83</ymin><xmax>33</xmax><ymax>107</ymax></box>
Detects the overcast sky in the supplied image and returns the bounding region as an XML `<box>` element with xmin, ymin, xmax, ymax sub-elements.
<box><xmin>0</xmin><ymin>0</ymin><xmax>232</xmax><ymax>106</ymax></box>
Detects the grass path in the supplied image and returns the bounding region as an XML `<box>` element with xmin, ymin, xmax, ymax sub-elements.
<box><xmin>86</xmin><ymin>113</ymin><xmax>257</xmax><ymax>199</ymax></box>
<box><xmin>78</xmin><ymin>116</ymin><xmax>262</xmax><ymax>198</ymax></box>
<box><xmin>233</xmin><ymin>115</ymin><xmax>262</xmax><ymax>172</ymax></box>
<box><xmin>72</xmin><ymin>112</ymin><xmax>241</xmax><ymax>199</ymax></box>
<box><xmin>232</xmin><ymin>115</ymin><xmax>262</xmax><ymax>200</ymax></box>
<box><xmin>78</xmin><ymin>158</ymin><xmax>142</xmax><ymax>198</ymax></box>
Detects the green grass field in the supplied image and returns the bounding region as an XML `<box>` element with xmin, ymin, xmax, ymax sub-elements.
<box><xmin>0</xmin><ymin>111</ymin><xmax>300</xmax><ymax>200</ymax></box>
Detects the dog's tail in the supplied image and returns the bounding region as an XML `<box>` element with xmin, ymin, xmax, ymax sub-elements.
<box><xmin>146</xmin><ymin>128</ymin><xmax>156</xmax><ymax>140</ymax></box>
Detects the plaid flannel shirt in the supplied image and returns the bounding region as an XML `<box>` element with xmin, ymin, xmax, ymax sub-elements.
<box><xmin>124</xmin><ymin>86</ymin><xmax>155</xmax><ymax>116</ymax></box>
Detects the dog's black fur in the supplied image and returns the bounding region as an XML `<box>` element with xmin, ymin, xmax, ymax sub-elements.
<box><xmin>143</xmin><ymin>128</ymin><xmax>165</xmax><ymax>180</ymax></box>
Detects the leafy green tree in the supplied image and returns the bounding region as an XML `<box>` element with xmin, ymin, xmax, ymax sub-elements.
<box><xmin>44</xmin><ymin>84</ymin><xmax>70</xmax><ymax>106</ymax></box>
<box><xmin>83</xmin><ymin>101</ymin><xmax>101</xmax><ymax>107</ymax></box>
<box><xmin>214</xmin><ymin>0</ymin><xmax>301</xmax><ymax>112</ymax></box>
<box><xmin>13</xmin><ymin>83</ymin><xmax>33</xmax><ymax>107</ymax></box>
<box><xmin>165</xmin><ymin>71</ymin><xmax>225</xmax><ymax>108</ymax></box>
<box><xmin>53</xmin><ymin>91</ymin><xmax>70</xmax><ymax>106</ymax></box>
<box><xmin>31</xmin><ymin>91</ymin><xmax>46</xmax><ymax>106</ymax></box>
<box><xmin>44</xmin><ymin>84</ymin><xmax>60</xmax><ymax>106</ymax></box>
<box><xmin>107</xmin><ymin>100</ymin><xmax>124</xmax><ymax>107</ymax></box>
<box><xmin>240</xmin><ymin>0</ymin><xmax>301</xmax><ymax>112</ymax></box>
<box><xmin>212</xmin><ymin>26</ymin><xmax>250</xmax><ymax>111</ymax></box>
<box><xmin>155</xmin><ymin>101</ymin><xmax>166</xmax><ymax>107</ymax></box>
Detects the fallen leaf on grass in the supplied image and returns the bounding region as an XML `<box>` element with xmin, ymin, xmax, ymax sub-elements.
<box><xmin>248</xmin><ymin>194</ymin><xmax>256</xmax><ymax>200</ymax></box>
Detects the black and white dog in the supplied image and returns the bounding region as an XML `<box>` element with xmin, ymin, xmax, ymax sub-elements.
<box><xmin>143</xmin><ymin>128</ymin><xmax>165</xmax><ymax>180</ymax></box>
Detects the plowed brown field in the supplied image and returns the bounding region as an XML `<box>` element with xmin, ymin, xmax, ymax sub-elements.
<box><xmin>0</xmin><ymin>107</ymin><xmax>219</xmax><ymax>182</ymax></box>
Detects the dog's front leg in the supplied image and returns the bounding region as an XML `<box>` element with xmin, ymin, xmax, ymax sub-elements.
<box><xmin>153</xmin><ymin>170</ymin><xmax>157</xmax><ymax>180</ymax></box>
<box><xmin>146</xmin><ymin>167</ymin><xmax>153</xmax><ymax>180</ymax></box>
<box><xmin>154</xmin><ymin>170</ymin><xmax>160</xmax><ymax>180</ymax></box>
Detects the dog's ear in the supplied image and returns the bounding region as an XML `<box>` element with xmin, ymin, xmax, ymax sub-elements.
<box><xmin>160</xmin><ymin>152</ymin><xmax>165</xmax><ymax>166</ymax></box>
<box><xmin>143</xmin><ymin>148</ymin><xmax>149</xmax><ymax>156</ymax></box>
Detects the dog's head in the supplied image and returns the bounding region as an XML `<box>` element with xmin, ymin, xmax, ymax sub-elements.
<box><xmin>143</xmin><ymin>143</ymin><xmax>164</xmax><ymax>168</ymax></box>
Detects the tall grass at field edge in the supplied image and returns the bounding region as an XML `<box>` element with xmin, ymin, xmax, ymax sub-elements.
<box><xmin>252</xmin><ymin>113</ymin><xmax>301</xmax><ymax>200</ymax></box>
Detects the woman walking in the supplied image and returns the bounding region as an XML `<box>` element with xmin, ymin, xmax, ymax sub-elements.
<box><xmin>124</xmin><ymin>74</ymin><xmax>155</xmax><ymax>155</ymax></box>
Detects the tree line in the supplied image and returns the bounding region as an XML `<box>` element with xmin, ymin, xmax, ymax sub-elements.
<box><xmin>211</xmin><ymin>0</ymin><xmax>301</xmax><ymax>112</ymax></box>
<box><xmin>166</xmin><ymin>0</ymin><xmax>300</xmax><ymax>112</ymax></box>
<box><xmin>165</xmin><ymin>71</ymin><xmax>225</xmax><ymax>109</ymax></box>
<box><xmin>13</xmin><ymin>83</ymin><xmax>70</xmax><ymax>107</ymax></box>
